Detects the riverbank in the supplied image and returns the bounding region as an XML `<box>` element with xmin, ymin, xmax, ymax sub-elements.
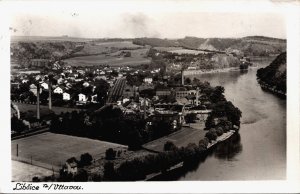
<box><xmin>257</xmin><ymin>79</ymin><xmax>286</xmax><ymax>98</ymax></box>
<box><xmin>145</xmin><ymin>129</ymin><xmax>237</xmax><ymax>181</ymax></box>
<box><xmin>183</xmin><ymin>67</ymin><xmax>238</xmax><ymax>76</ymax></box>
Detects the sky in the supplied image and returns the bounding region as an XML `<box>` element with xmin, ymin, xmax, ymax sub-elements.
<box><xmin>9</xmin><ymin>1</ymin><xmax>287</xmax><ymax>39</ymax></box>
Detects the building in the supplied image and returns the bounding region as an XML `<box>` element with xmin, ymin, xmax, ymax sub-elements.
<box><xmin>91</xmin><ymin>94</ymin><xmax>98</xmax><ymax>103</ymax></box>
<box><xmin>143</xmin><ymin>77</ymin><xmax>153</xmax><ymax>84</ymax></box>
<box><xmin>63</xmin><ymin>92</ymin><xmax>71</xmax><ymax>101</ymax></box>
<box><xmin>53</xmin><ymin>86</ymin><xmax>64</xmax><ymax>94</ymax></box>
<box><xmin>30</xmin><ymin>59</ymin><xmax>51</xmax><ymax>68</ymax></box>
<box><xmin>156</xmin><ymin>89</ymin><xmax>171</xmax><ymax>97</ymax></box>
<box><xmin>40</xmin><ymin>82</ymin><xmax>49</xmax><ymax>90</ymax></box>
<box><xmin>78</xmin><ymin>93</ymin><xmax>87</xmax><ymax>103</ymax></box>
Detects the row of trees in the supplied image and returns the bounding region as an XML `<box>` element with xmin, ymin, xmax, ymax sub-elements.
<box><xmin>49</xmin><ymin>106</ymin><xmax>176</xmax><ymax>150</ymax></box>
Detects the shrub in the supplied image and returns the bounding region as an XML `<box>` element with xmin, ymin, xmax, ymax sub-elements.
<box><xmin>205</xmin><ymin>129</ymin><xmax>218</xmax><ymax>141</ymax></box>
<box><xmin>105</xmin><ymin>148</ymin><xmax>116</xmax><ymax>160</ymax></box>
<box><xmin>104</xmin><ymin>162</ymin><xmax>115</xmax><ymax>180</ymax></box>
<box><xmin>164</xmin><ymin>141</ymin><xmax>177</xmax><ymax>151</ymax></box>
<box><xmin>79</xmin><ymin>153</ymin><xmax>93</xmax><ymax>166</ymax></box>
<box><xmin>73</xmin><ymin>169</ymin><xmax>88</xmax><ymax>182</ymax></box>
<box><xmin>216</xmin><ymin>127</ymin><xmax>224</xmax><ymax>136</ymax></box>
<box><xmin>199</xmin><ymin>138</ymin><xmax>209</xmax><ymax>149</ymax></box>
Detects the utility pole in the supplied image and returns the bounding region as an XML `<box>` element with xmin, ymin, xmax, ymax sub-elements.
<box><xmin>16</xmin><ymin>144</ymin><xmax>18</xmax><ymax>157</ymax></box>
<box><xmin>196</xmin><ymin>87</ymin><xmax>199</xmax><ymax>106</ymax></box>
<box><xmin>143</xmin><ymin>97</ymin><xmax>147</xmax><ymax>119</ymax></box>
<box><xmin>36</xmin><ymin>83</ymin><xmax>40</xmax><ymax>120</ymax></box>
<box><xmin>48</xmin><ymin>81</ymin><xmax>52</xmax><ymax>110</ymax></box>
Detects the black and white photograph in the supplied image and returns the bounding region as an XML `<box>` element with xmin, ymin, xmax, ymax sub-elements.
<box><xmin>0</xmin><ymin>0</ymin><xmax>300</xmax><ymax>193</ymax></box>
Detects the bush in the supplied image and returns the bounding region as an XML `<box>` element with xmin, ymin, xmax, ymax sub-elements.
<box><xmin>205</xmin><ymin>129</ymin><xmax>218</xmax><ymax>141</ymax></box>
<box><xmin>199</xmin><ymin>138</ymin><xmax>209</xmax><ymax>149</ymax></box>
<box><xmin>74</xmin><ymin>169</ymin><xmax>88</xmax><ymax>182</ymax></box>
<box><xmin>105</xmin><ymin>148</ymin><xmax>116</xmax><ymax>160</ymax></box>
<box><xmin>79</xmin><ymin>153</ymin><xmax>93</xmax><ymax>166</ymax></box>
<box><xmin>164</xmin><ymin>141</ymin><xmax>177</xmax><ymax>151</ymax></box>
<box><xmin>104</xmin><ymin>162</ymin><xmax>115</xmax><ymax>180</ymax></box>
<box><xmin>216</xmin><ymin>127</ymin><xmax>224</xmax><ymax>136</ymax></box>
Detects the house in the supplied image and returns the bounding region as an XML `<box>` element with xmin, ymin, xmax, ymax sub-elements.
<box><xmin>63</xmin><ymin>157</ymin><xmax>78</xmax><ymax>175</ymax></box>
<box><xmin>63</xmin><ymin>92</ymin><xmax>71</xmax><ymax>101</ymax></box>
<box><xmin>91</xmin><ymin>94</ymin><xmax>98</xmax><ymax>103</ymax></box>
<box><xmin>78</xmin><ymin>93</ymin><xmax>87</xmax><ymax>103</ymax></box>
<box><xmin>82</xmin><ymin>82</ymin><xmax>90</xmax><ymax>87</ymax></box>
<box><xmin>29</xmin><ymin>84</ymin><xmax>42</xmax><ymax>96</ymax></box>
<box><xmin>156</xmin><ymin>89</ymin><xmax>171</xmax><ymax>97</ymax></box>
<box><xmin>40</xmin><ymin>82</ymin><xmax>49</xmax><ymax>90</ymax></box>
<box><xmin>99</xmin><ymin>70</ymin><xmax>105</xmax><ymax>75</ymax></box>
<box><xmin>54</xmin><ymin>86</ymin><xmax>64</xmax><ymax>94</ymax></box>
<box><xmin>143</xmin><ymin>77</ymin><xmax>153</xmax><ymax>84</ymax></box>
<box><xmin>57</xmin><ymin>77</ymin><xmax>64</xmax><ymax>84</ymax></box>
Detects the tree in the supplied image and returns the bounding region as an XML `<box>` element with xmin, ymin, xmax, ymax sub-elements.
<box><xmin>73</xmin><ymin>169</ymin><xmax>88</xmax><ymax>182</ymax></box>
<box><xmin>185</xmin><ymin>113</ymin><xmax>197</xmax><ymax>123</ymax></box>
<box><xmin>105</xmin><ymin>148</ymin><xmax>116</xmax><ymax>160</ymax></box>
<box><xmin>104</xmin><ymin>162</ymin><xmax>115</xmax><ymax>180</ymax></box>
<box><xmin>164</xmin><ymin>141</ymin><xmax>177</xmax><ymax>151</ymax></box>
<box><xmin>79</xmin><ymin>153</ymin><xmax>93</xmax><ymax>166</ymax></box>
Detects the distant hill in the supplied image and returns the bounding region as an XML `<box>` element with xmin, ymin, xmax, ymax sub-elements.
<box><xmin>133</xmin><ymin>36</ymin><xmax>286</xmax><ymax>57</ymax></box>
<box><xmin>11</xmin><ymin>41</ymin><xmax>83</xmax><ymax>67</ymax></box>
<box><xmin>257</xmin><ymin>52</ymin><xmax>286</xmax><ymax>94</ymax></box>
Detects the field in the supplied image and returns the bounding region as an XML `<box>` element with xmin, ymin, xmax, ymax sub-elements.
<box><xmin>153</xmin><ymin>47</ymin><xmax>208</xmax><ymax>55</ymax></box>
<box><xmin>11</xmin><ymin>132</ymin><xmax>127</xmax><ymax>170</ymax></box>
<box><xmin>12</xmin><ymin>160</ymin><xmax>56</xmax><ymax>182</ymax></box>
<box><xmin>143</xmin><ymin>122</ymin><xmax>206</xmax><ymax>152</ymax></box>
<box><xmin>64</xmin><ymin>48</ymin><xmax>151</xmax><ymax>66</ymax></box>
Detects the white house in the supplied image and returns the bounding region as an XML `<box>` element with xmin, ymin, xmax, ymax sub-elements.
<box><xmin>54</xmin><ymin>86</ymin><xmax>64</xmax><ymax>94</ymax></box>
<box><xmin>144</xmin><ymin>77</ymin><xmax>153</xmax><ymax>84</ymax></box>
<box><xmin>82</xmin><ymin>82</ymin><xmax>90</xmax><ymax>87</ymax></box>
<box><xmin>78</xmin><ymin>93</ymin><xmax>87</xmax><ymax>102</ymax></box>
<box><xmin>91</xmin><ymin>94</ymin><xmax>98</xmax><ymax>103</ymax></box>
<box><xmin>57</xmin><ymin>77</ymin><xmax>64</xmax><ymax>84</ymax></box>
<box><xmin>63</xmin><ymin>92</ymin><xmax>71</xmax><ymax>101</ymax></box>
<box><xmin>40</xmin><ymin>82</ymin><xmax>49</xmax><ymax>90</ymax></box>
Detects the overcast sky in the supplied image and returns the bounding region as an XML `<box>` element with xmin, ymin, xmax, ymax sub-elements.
<box><xmin>9</xmin><ymin>1</ymin><xmax>287</xmax><ymax>39</ymax></box>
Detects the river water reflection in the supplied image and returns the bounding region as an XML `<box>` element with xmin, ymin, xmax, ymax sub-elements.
<box><xmin>178</xmin><ymin>58</ymin><xmax>286</xmax><ymax>180</ymax></box>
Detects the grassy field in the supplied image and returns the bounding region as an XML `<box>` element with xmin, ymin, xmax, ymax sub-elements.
<box><xmin>12</xmin><ymin>160</ymin><xmax>56</xmax><ymax>182</ymax></box>
<box><xmin>143</xmin><ymin>121</ymin><xmax>206</xmax><ymax>152</ymax></box>
<box><xmin>64</xmin><ymin>48</ymin><xmax>151</xmax><ymax>67</ymax></box>
<box><xmin>11</xmin><ymin>132</ymin><xmax>127</xmax><ymax>170</ymax></box>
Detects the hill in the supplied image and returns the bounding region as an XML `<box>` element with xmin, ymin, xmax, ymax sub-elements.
<box><xmin>133</xmin><ymin>36</ymin><xmax>286</xmax><ymax>57</ymax></box>
<box><xmin>256</xmin><ymin>52</ymin><xmax>286</xmax><ymax>94</ymax></box>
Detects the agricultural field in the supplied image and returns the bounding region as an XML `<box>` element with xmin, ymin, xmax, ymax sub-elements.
<box><xmin>153</xmin><ymin>47</ymin><xmax>209</xmax><ymax>55</ymax></box>
<box><xmin>11</xmin><ymin>132</ymin><xmax>127</xmax><ymax>170</ymax></box>
<box><xmin>74</xmin><ymin>41</ymin><xmax>144</xmax><ymax>55</ymax></box>
<box><xmin>64</xmin><ymin>48</ymin><xmax>151</xmax><ymax>67</ymax></box>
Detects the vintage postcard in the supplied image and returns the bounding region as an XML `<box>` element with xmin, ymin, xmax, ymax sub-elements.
<box><xmin>0</xmin><ymin>0</ymin><xmax>299</xmax><ymax>193</ymax></box>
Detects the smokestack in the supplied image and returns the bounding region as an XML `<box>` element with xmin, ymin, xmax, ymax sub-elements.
<box><xmin>143</xmin><ymin>97</ymin><xmax>147</xmax><ymax>119</ymax></box>
<box><xmin>196</xmin><ymin>87</ymin><xmax>199</xmax><ymax>106</ymax></box>
<box><xmin>181</xmin><ymin>69</ymin><xmax>184</xmax><ymax>86</ymax></box>
<box><xmin>36</xmin><ymin>84</ymin><xmax>40</xmax><ymax>120</ymax></box>
<box><xmin>48</xmin><ymin>81</ymin><xmax>52</xmax><ymax>110</ymax></box>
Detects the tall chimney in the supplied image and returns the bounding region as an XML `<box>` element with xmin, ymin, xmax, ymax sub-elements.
<box><xmin>36</xmin><ymin>84</ymin><xmax>40</xmax><ymax>120</ymax></box>
<box><xmin>48</xmin><ymin>81</ymin><xmax>52</xmax><ymax>110</ymax></box>
<box><xmin>181</xmin><ymin>69</ymin><xmax>184</xmax><ymax>86</ymax></box>
<box><xmin>196</xmin><ymin>87</ymin><xmax>199</xmax><ymax>106</ymax></box>
<box><xmin>143</xmin><ymin>97</ymin><xmax>147</xmax><ymax>119</ymax></box>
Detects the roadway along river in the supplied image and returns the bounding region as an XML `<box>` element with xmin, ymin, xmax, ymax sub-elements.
<box><xmin>180</xmin><ymin>57</ymin><xmax>286</xmax><ymax>180</ymax></box>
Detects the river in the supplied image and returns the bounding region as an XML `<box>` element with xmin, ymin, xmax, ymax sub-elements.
<box><xmin>178</xmin><ymin>57</ymin><xmax>286</xmax><ymax>180</ymax></box>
